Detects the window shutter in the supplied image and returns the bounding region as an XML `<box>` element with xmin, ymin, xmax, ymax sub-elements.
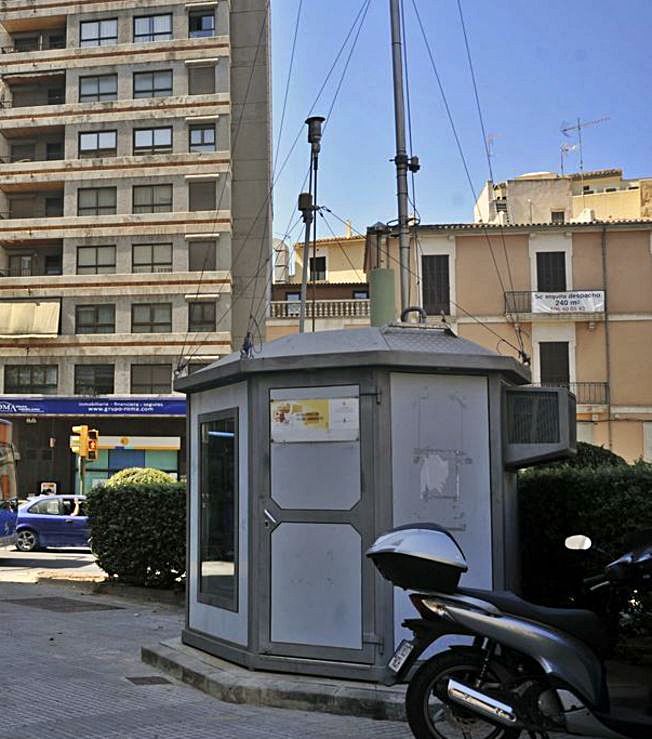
<box><xmin>539</xmin><ymin>342</ymin><xmax>570</xmax><ymax>385</ymax></box>
<box><xmin>189</xmin><ymin>181</ymin><xmax>216</xmax><ymax>211</ymax></box>
<box><xmin>188</xmin><ymin>65</ymin><xmax>216</xmax><ymax>95</ymax></box>
<box><xmin>422</xmin><ymin>255</ymin><xmax>450</xmax><ymax>315</ymax></box>
<box><xmin>536</xmin><ymin>252</ymin><xmax>566</xmax><ymax>292</ymax></box>
<box><xmin>189</xmin><ymin>240</ymin><xmax>217</xmax><ymax>270</ymax></box>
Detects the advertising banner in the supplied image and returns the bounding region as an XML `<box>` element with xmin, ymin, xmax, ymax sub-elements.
<box><xmin>0</xmin><ymin>396</ymin><xmax>186</xmax><ymax>417</ymax></box>
<box><xmin>270</xmin><ymin>397</ymin><xmax>359</xmax><ymax>443</ymax></box>
<box><xmin>532</xmin><ymin>290</ymin><xmax>605</xmax><ymax>314</ymax></box>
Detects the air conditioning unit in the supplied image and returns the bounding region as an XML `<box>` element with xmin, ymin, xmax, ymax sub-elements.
<box><xmin>503</xmin><ymin>386</ymin><xmax>577</xmax><ymax>469</ymax></box>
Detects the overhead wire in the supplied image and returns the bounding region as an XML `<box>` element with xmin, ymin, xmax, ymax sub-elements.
<box><xmin>325</xmin><ymin>208</ymin><xmax>526</xmax><ymax>359</ymax></box>
<box><xmin>184</xmin><ymin>0</ymin><xmax>373</xmax><ymax>364</ymax></box>
<box><xmin>410</xmin><ymin>0</ymin><xmax>527</xmax><ymax>361</ymax></box>
<box><xmin>455</xmin><ymin>0</ymin><xmax>525</xmax><ymax>357</ymax></box>
<box><xmin>180</xmin><ymin>0</ymin><xmax>372</xmax><ymax>367</ymax></box>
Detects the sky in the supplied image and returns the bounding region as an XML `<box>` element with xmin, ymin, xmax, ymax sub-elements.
<box><xmin>269</xmin><ymin>0</ymin><xmax>652</xmax><ymax>242</ymax></box>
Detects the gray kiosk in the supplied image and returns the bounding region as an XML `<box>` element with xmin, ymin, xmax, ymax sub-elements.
<box><xmin>176</xmin><ymin>324</ymin><xmax>575</xmax><ymax>681</ymax></box>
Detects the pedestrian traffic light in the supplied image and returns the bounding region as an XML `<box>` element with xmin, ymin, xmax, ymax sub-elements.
<box><xmin>71</xmin><ymin>425</ymin><xmax>89</xmax><ymax>457</ymax></box>
<box><xmin>87</xmin><ymin>428</ymin><xmax>99</xmax><ymax>461</ymax></box>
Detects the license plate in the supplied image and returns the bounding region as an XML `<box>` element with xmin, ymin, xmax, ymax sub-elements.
<box><xmin>388</xmin><ymin>639</ymin><xmax>414</xmax><ymax>673</ymax></box>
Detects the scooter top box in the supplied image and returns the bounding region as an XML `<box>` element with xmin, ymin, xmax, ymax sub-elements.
<box><xmin>367</xmin><ymin>523</ymin><xmax>468</xmax><ymax>592</ymax></box>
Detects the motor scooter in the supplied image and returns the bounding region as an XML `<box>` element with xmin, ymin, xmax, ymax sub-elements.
<box><xmin>366</xmin><ymin>524</ymin><xmax>652</xmax><ymax>739</ymax></box>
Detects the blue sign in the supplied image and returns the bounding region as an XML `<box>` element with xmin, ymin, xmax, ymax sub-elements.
<box><xmin>0</xmin><ymin>396</ymin><xmax>187</xmax><ymax>417</ymax></box>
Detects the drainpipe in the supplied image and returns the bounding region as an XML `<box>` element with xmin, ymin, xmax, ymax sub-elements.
<box><xmin>601</xmin><ymin>226</ymin><xmax>613</xmax><ymax>449</ymax></box>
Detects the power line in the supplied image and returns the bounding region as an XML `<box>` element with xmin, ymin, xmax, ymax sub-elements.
<box><xmin>319</xmin><ymin>209</ymin><xmax>365</xmax><ymax>283</ymax></box>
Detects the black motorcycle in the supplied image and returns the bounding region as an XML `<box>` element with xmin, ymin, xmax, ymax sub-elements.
<box><xmin>367</xmin><ymin>524</ymin><xmax>652</xmax><ymax>739</ymax></box>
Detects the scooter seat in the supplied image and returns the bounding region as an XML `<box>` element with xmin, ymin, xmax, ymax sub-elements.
<box><xmin>459</xmin><ymin>588</ymin><xmax>609</xmax><ymax>657</ymax></box>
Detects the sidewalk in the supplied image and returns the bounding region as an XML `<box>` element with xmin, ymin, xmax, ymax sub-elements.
<box><xmin>0</xmin><ymin>579</ymin><xmax>411</xmax><ymax>738</ymax></box>
<box><xmin>0</xmin><ymin>546</ymin><xmax>106</xmax><ymax>583</ymax></box>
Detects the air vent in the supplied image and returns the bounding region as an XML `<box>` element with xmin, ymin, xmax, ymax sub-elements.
<box><xmin>503</xmin><ymin>386</ymin><xmax>576</xmax><ymax>468</ymax></box>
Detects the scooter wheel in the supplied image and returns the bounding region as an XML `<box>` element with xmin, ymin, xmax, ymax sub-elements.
<box><xmin>405</xmin><ymin>648</ymin><xmax>521</xmax><ymax>739</ymax></box>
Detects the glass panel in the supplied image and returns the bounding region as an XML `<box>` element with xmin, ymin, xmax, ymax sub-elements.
<box><xmin>79</xmin><ymin>133</ymin><xmax>96</xmax><ymax>150</ymax></box>
<box><xmin>154</xmin><ymin>243</ymin><xmax>172</xmax><ymax>262</ymax></box>
<box><xmin>134</xmin><ymin>17</ymin><xmax>149</xmax><ymax>36</ymax></box>
<box><xmin>153</xmin><ymin>15</ymin><xmax>171</xmax><ymax>33</ymax></box>
<box><xmin>134</xmin><ymin>129</ymin><xmax>152</xmax><ymax>148</ymax></box>
<box><xmin>80</xmin><ymin>22</ymin><xmax>97</xmax><ymax>40</ymax></box>
<box><xmin>98</xmin><ymin>75</ymin><xmax>117</xmax><ymax>94</ymax></box>
<box><xmin>98</xmin><ymin>131</ymin><xmax>116</xmax><ymax>149</ymax></box>
<box><xmin>133</xmin><ymin>245</ymin><xmax>150</xmax><ymax>264</ymax></box>
<box><xmin>132</xmin><ymin>305</ymin><xmax>149</xmax><ymax>322</ymax></box>
<box><xmin>98</xmin><ymin>188</ymin><xmax>116</xmax><ymax>207</ymax></box>
<box><xmin>189</xmin><ymin>241</ymin><xmax>216</xmax><ymax>271</ymax></box>
<box><xmin>200</xmin><ymin>413</ymin><xmax>237</xmax><ymax>609</ymax></box>
<box><xmin>153</xmin><ymin>128</ymin><xmax>172</xmax><ymax>146</ymax></box>
<box><xmin>101</xmin><ymin>19</ymin><xmax>117</xmax><ymax>39</ymax></box>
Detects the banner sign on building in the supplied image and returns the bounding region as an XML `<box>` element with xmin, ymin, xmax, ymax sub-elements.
<box><xmin>0</xmin><ymin>396</ymin><xmax>186</xmax><ymax>417</ymax></box>
<box><xmin>532</xmin><ymin>290</ymin><xmax>605</xmax><ymax>314</ymax></box>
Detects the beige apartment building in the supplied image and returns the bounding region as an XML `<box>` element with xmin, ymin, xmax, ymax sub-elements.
<box><xmin>0</xmin><ymin>0</ymin><xmax>270</xmax><ymax>494</ymax></box>
<box><xmin>267</xmin><ymin>231</ymin><xmax>369</xmax><ymax>340</ymax></box>
<box><xmin>367</xmin><ymin>219</ymin><xmax>652</xmax><ymax>462</ymax></box>
<box><xmin>475</xmin><ymin>168</ymin><xmax>652</xmax><ymax>225</ymax></box>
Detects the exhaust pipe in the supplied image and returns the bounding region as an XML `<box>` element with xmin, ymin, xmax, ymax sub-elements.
<box><xmin>447</xmin><ymin>678</ymin><xmax>519</xmax><ymax>727</ymax></box>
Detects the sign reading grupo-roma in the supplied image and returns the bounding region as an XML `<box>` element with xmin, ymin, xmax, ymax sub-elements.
<box><xmin>532</xmin><ymin>290</ymin><xmax>605</xmax><ymax>314</ymax></box>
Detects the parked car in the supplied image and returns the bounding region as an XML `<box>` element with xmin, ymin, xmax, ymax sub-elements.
<box><xmin>15</xmin><ymin>495</ymin><xmax>89</xmax><ymax>552</ymax></box>
<box><xmin>0</xmin><ymin>499</ymin><xmax>17</xmax><ymax>547</ymax></box>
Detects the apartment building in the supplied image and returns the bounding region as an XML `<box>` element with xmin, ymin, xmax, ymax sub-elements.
<box><xmin>0</xmin><ymin>0</ymin><xmax>270</xmax><ymax>494</ymax></box>
<box><xmin>366</xmin><ymin>219</ymin><xmax>652</xmax><ymax>462</ymax></box>
<box><xmin>475</xmin><ymin>168</ymin><xmax>652</xmax><ymax>225</ymax></box>
<box><xmin>268</xmin><ymin>231</ymin><xmax>369</xmax><ymax>340</ymax></box>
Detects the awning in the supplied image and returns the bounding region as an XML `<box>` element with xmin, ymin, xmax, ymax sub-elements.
<box><xmin>0</xmin><ymin>300</ymin><xmax>60</xmax><ymax>337</ymax></box>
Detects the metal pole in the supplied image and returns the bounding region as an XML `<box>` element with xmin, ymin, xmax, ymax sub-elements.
<box><xmin>298</xmin><ymin>172</ymin><xmax>313</xmax><ymax>333</ymax></box>
<box><xmin>311</xmin><ymin>156</ymin><xmax>318</xmax><ymax>333</ymax></box>
<box><xmin>389</xmin><ymin>0</ymin><xmax>411</xmax><ymax>314</ymax></box>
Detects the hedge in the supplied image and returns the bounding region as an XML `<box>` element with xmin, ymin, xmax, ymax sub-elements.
<box><xmin>518</xmin><ymin>462</ymin><xmax>652</xmax><ymax>607</ymax></box>
<box><xmin>87</xmin><ymin>470</ymin><xmax>185</xmax><ymax>588</ymax></box>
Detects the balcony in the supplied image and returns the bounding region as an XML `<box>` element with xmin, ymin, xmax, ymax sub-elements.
<box><xmin>505</xmin><ymin>290</ymin><xmax>605</xmax><ymax>317</ymax></box>
<box><xmin>2</xmin><ymin>29</ymin><xmax>67</xmax><ymax>53</ymax></box>
<box><xmin>0</xmin><ymin>71</ymin><xmax>65</xmax><ymax>108</ymax></box>
<box><xmin>538</xmin><ymin>382</ymin><xmax>609</xmax><ymax>406</ymax></box>
<box><xmin>1</xmin><ymin>189</ymin><xmax>64</xmax><ymax>219</ymax></box>
<box><xmin>1</xmin><ymin>127</ymin><xmax>65</xmax><ymax>163</ymax></box>
<box><xmin>270</xmin><ymin>299</ymin><xmax>371</xmax><ymax>320</ymax></box>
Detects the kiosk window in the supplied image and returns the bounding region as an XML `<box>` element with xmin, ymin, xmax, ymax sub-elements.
<box><xmin>199</xmin><ymin>412</ymin><xmax>238</xmax><ymax>610</ymax></box>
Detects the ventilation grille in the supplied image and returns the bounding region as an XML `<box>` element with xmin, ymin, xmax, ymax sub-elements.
<box><xmin>506</xmin><ymin>391</ymin><xmax>560</xmax><ymax>444</ymax></box>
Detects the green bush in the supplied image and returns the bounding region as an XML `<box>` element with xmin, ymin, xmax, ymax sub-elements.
<box><xmin>87</xmin><ymin>472</ymin><xmax>185</xmax><ymax>588</ymax></box>
<box><xmin>103</xmin><ymin>466</ymin><xmax>175</xmax><ymax>489</ymax></box>
<box><xmin>518</xmin><ymin>463</ymin><xmax>652</xmax><ymax>606</ymax></box>
<box><xmin>541</xmin><ymin>441</ymin><xmax>627</xmax><ymax>469</ymax></box>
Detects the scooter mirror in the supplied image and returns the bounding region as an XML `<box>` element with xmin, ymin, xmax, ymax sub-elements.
<box><xmin>565</xmin><ymin>534</ymin><xmax>592</xmax><ymax>551</ymax></box>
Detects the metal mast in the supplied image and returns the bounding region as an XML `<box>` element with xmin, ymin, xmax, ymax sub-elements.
<box><xmin>389</xmin><ymin>0</ymin><xmax>411</xmax><ymax>314</ymax></box>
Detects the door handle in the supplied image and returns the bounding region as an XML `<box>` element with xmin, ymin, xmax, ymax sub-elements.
<box><xmin>263</xmin><ymin>509</ymin><xmax>277</xmax><ymax>529</ymax></box>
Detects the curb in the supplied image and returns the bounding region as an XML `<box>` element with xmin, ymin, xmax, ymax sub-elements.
<box><xmin>93</xmin><ymin>581</ymin><xmax>184</xmax><ymax>606</ymax></box>
<box><xmin>142</xmin><ymin>639</ymin><xmax>407</xmax><ymax>722</ymax></box>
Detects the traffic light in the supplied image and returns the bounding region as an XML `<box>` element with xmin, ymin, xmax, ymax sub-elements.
<box><xmin>71</xmin><ymin>425</ymin><xmax>89</xmax><ymax>457</ymax></box>
<box><xmin>87</xmin><ymin>429</ymin><xmax>99</xmax><ymax>462</ymax></box>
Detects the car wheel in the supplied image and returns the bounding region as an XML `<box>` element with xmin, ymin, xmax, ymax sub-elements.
<box><xmin>15</xmin><ymin>529</ymin><xmax>40</xmax><ymax>552</ymax></box>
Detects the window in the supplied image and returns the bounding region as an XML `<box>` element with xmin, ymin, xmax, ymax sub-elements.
<box><xmin>75</xmin><ymin>304</ymin><xmax>115</xmax><ymax>334</ymax></box>
<box><xmin>199</xmin><ymin>411</ymin><xmax>238</xmax><ymax>609</ymax></box>
<box><xmin>309</xmin><ymin>256</ymin><xmax>327</xmax><ymax>281</ymax></box>
<box><xmin>189</xmin><ymin>10</ymin><xmax>215</xmax><ymax>38</ymax></box>
<box><xmin>14</xmin><ymin>36</ymin><xmax>39</xmax><ymax>52</ymax></box>
<box><xmin>79</xmin><ymin>130</ymin><xmax>117</xmax><ymax>157</ymax></box>
<box><xmin>8</xmin><ymin>255</ymin><xmax>33</xmax><ymax>277</ymax></box>
<box><xmin>79</xmin><ymin>74</ymin><xmax>118</xmax><ymax>102</ymax></box>
<box><xmin>188</xmin><ymin>65</ymin><xmax>215</xmax><ymax>95</ymax></box>
<box><xmin>77</xmin><ymin>245</ymin><xmax>116</xmax><ymax>274</ymax></box>
<box><xmin>131</xmin><ymin>364</ymin><xmax>171</xmax><ymax>393</ymax></box>
<box><xmin>79</xmin><ymin>18</ymin><xmax>118</xmax><ymax>47</ymax></box>
<box><xmin>47</xmin><ymin>88</ymin><xmax>64</xmax><ymax>105</ymax></box>
<box><xmin>422</xmin><ymin>255</ymin><xmax>450</xmax><ymax>315</ymax></box>
<box><xmin>131</xmin><ymin>303</ymin><xmax>172</xmax><ymax>333</ymax></box>
<box><xmin>78</xmin><ymin>187</ymin><xmax>117</xmax><ymax>216</ymax></box>
<box><xmin>551</xmin><ymin>210</ymin><xmax>565</xmax><ymax>224</ymax></box>
<box><xmin>353</xmin><ymin>290</ymin><xmax>369</xmax><ymax>299</ymax></box>
<box><xmin>46</xmin><ymin>142</ymin><xmax>64</xmax><ymax>160</ymax></box>
<box><xmin>133</xmin><ymin>70</ymin><xmax>172</xmax><ymax>98</ymax></box>
<box><xmin>188</xmin><ymin>301</ymin><xmax>216</xmax><ymax>332</ymax></box>
<box><xmin>536</xmin><ymin>251</ymin><xmax>566</xmax><ymax>291</ymax></box>
<box><xmin>188</xmin><ymin>180</ymin><xmax>215</xmax><ymax>211</ymax></box>
<box><xmin>47</xmin><ymin>34</ymin><xmax>65</xmax><ymax>50</ymax></box>
<box><xmin>539</xmin><ymin>342</ymin><xmax>570</xmax><ymax>385</ymax></box>
<box><xmin>45</xmin><ymin>197</ymin><xmax>63</xmax><ymax>217</ymax></box>
<box><xmin>133</xmin><ymin>127</ymin><xmax>172</xmax><ymax>154</ymax></box>
<box><xmin>5</xmin><ymin>365</ymin><xmax>57</xmax><ymax>394</ymax></box>
<box><xmin>29</xmin><ymin>499</ymin><xmax>63</xmax><ymax>515</ymax></box>
<box><xmin>132</xmin><ymin>243</ymin><xmax>172</xmax><ymax>273</ymax></box>
<box><xmin>189</xmin><ymin>124</ymin><xmax>216</xmax><ymax>152</ymax></box>
<box><xmin>45</xmin><ymin>255</ymin><xmax>62</xmax><ymax>275</ymax></box>
<box><xmin>10</xmin><ymin>143</ymin><xmax>35</xmax><ymax>162</ymax></box>
<box><xmin>132</xmin><ymin>184</ymin><xmax>173</xmax><ymax>213</ymax></box>
<box><xmin>74</xmin><ymin>364</ymin><xmax>114</xmax><ymax>395</ymax></box>
<box><xmin>133</xmin><ymin>14</ymin><xmax>173</xmax><ymax>42</ymax></box>
<box><xmin>188</xmin><ymin>240</ymin><xmax>217</xmax><ymax>271</ymax></box>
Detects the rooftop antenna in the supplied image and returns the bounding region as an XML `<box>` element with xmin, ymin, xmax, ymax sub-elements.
<box><xmin>560</xmin><ymin>143</ymin><xmax>577</xmax><ymax>176</ymax></box>
<box><xmin>485</xmin><ymin>132</ymin><xmax>500</xmax><ymax>165</ymax></box>
<box><xmin>560</xmin><ymin>116</ymin><xmax>610</xmax><ymax>204</ymax></box>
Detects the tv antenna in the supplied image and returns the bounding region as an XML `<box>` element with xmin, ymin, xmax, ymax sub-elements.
<box><xmin>560</xmin><ymin>116</ymin><xmax>610</xmax><ymax>202</ymax></box>
<box><xmin>560</xmin><ymin>143</ymin><xmax>577</xmax><ymax>176</ymax></box>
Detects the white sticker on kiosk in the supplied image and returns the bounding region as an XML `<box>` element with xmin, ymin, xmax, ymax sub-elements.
<box><xmin>271</xmin><ymin>397</ymin><xmax>359</xmax><ymax>443</ymax></box>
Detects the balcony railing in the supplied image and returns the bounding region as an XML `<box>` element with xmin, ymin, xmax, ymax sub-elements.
<box><xmin>538</xmin><ymin>382</ymin><xmax>609</xmax><ymax>405</ymax></box>
<box><xmin>505</xmin><ymin>290</ymin><xmax>605</xmax><ymax>315</ymax></box>
<box><xmin>270</xmin><ymin>299</ymin><xmax>370</xmax><ymax>320</ymax></box>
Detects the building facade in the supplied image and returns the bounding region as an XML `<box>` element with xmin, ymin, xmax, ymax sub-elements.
<box><xmin>366</xmin><ymin>220</ymin><xmax>652</xmax><ymax>462</ymax></box>
<box><xmin>267</xmin><ymin>232</ymin><xmax>370</xmax><ymax>340</ymax></box>
<box><xmin>0</xmin><ymin>0</ymin><xmax>270</xmax><ymax>495</ymax></box>
<box><xmin>475</xmin><ymin>168</ymin><xmax>652</xmax><ymax>225</ymax></box>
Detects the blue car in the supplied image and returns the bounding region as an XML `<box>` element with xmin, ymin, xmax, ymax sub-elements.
<box><xmin>0</xmin><ymin>499</ymin><xmax>17</xmax><ymax>547</ymax></box>
<box><xmin>15</xmin><ymin>495</ymin><xmax>89</xmax><ymax>552</ymax></box>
